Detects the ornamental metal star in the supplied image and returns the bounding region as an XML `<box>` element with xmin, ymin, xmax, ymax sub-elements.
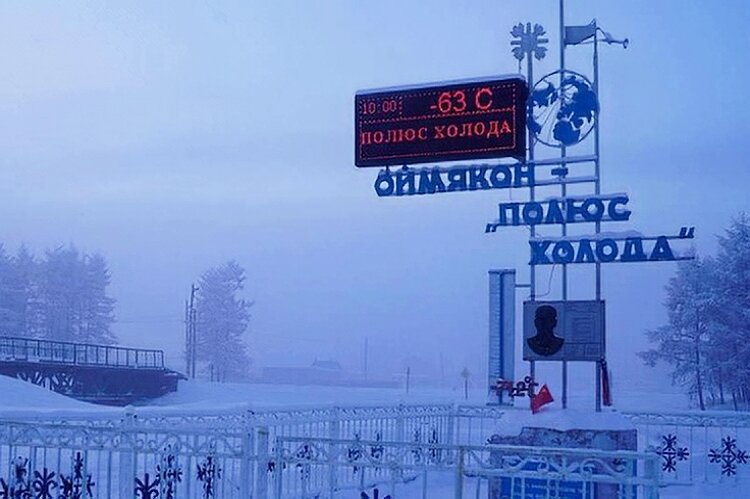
<box><xmin>709</xmin><ymin>436</ymin><xmax>748</xmax><ymax>476</ymax></box>
<box><xmin>656</xmin><ymin>434</ymin><xmax>689</xmax><ymax>472</ymax></box>
<box><xmin>510</xmin><ymin>23</ymin><xmax>548</xmax><ymax>61</ymax></box>
<box><xmin>361</xmin><ymin>488</ymin><xmax>391</xmax><ymax>499</ymax></box>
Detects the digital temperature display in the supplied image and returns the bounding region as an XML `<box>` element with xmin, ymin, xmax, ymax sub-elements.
<box><xmin>355</xmin><ymin>76</ymin><xmax>527</xmax><ymax>167</ymax></box>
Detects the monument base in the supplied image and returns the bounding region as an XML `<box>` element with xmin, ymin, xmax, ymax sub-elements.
<box><xmin>486</xmin><ymin>410</ymin><xmax>637</xmax><ymax>499</ymax></box>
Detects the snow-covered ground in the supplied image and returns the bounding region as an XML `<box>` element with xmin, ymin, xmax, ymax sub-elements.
<box><xmin>145</xmin><ymin>374</ymin><xmax>691</xmax><ymax>413</ymax></box>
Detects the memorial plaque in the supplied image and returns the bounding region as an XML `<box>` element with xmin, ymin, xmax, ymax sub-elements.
<box><xmin>523</xmin><ymin>300</ymin><xmax>605</xmax><ymax>362</ymax></box>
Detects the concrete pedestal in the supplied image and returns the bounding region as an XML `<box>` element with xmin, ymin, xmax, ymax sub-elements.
<box><xmin>486</xmin><ymin>410</ymin><xmax>637</xmax><ymax>499</ymax></box>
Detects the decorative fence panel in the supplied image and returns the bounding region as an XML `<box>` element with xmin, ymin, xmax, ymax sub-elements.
<box><xmin>623</xmin><ymin>411</ymin><xmax>750</xmax><ymax>486</ymax></box>
<box><xmin>271</xmin><ymin>436</ymin><xmax>660</xmax><ymax>499</ymax></box>
<box><xmin>2</xmin><ymin>403</ymin><xmax>750</xmax><ymax>497</ymax></box>
<box><xmin>0</xmin><ymin>418</ymin><xmax>251</xmax><ymax>499</ymax></box>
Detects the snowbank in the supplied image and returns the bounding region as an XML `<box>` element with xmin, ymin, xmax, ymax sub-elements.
<box><xmin>490</xmin><ymin>407</ymin><xmax>635</xmax><ymax>436</ymax></box>
<box><xmin>0</xmin><ymin>375</ymin><xmax>120</xmax><ymax>420</ymax></box>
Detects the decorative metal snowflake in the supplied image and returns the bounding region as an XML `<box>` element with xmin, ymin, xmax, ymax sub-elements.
<box><xmin>347</xmin><ymin>433</ymin><xmax>364</xmax><ymax>475</ymax></box>
<box><xmin>294</xmin><ymin>444</ymin><xmax>315</xmax><ymax>480</ymax></box>
<box><xmin>157</xmin><ymin>446</ymin><xmax>183</xmax><ymax>499</ymax></box>
<box><xmin>370</xmin><ymin>431</ymin><xmax>384</xmax><ymax>461</ymax></box>
<box><xmin>360</xmin><ymin>487</ymin><xmax>391</xmax><ymax>499</ymax></box>
<box><xmin>656</xmin><ymin>434</ymin><xmax>689</xmax><ymax>473</ymax></box>
<box><xmin>59</xmin><ymin>452</ymin><xmax>95</xmax><ymax>499</ymax></box>
<box><xmin>427</xmin><ymin>428</ymin><xmax>441</xmax><ymax>464</ymax></box>
<box><xmin>134</xmin><ymin>472</ymin><xmax>159</xmax><ymax>499</ymax></box>
<box><xmin>510</xmin><ymin>23</ymin><xmax>548</xmax><ymax>62</ymax></box>
<box><xmin>196</xmin><ymin>453</ymin><xmax>222</xmax><ymax>499</ymax></box>
<box><xmin>32</xmin><ymin>468</ymin><xmax>57</xmax><ymax>499</ymax></box>
<box><xmin>411</xmin><ymin>429</ymin><xmax>423</xmax><ymax>464</ymax></box>
<box><xmin>0</xmin><ymin>456</ymin><xmax>31</xmax><ymax>499</ymax></box>
<box><xmin>709</xmin><ymin>436</ymin><xmax>748</xmax><ymax>476</ymax></box>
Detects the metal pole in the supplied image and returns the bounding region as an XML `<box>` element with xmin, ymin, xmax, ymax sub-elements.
<box><xmin>593</xmin><ymin>24</ymin><xmax>603</xmax><ymax>414</ymax></box>
<box><xmin>559</xmin><ymin>0</ymin><xmax>569</xmax><ymax>411</ymax></box>
<box><xmin>526</xmin><ymin>25</ymin><xmax>537</xmax><ymax>399</ymax></box>
<box><xmin>184</xmin><ymin>299</ymin><xmax>190</xmax><ymax>375</ymax></box>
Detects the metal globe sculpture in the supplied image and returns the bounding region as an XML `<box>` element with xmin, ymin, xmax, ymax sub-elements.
<box><xmin>528</xmin><ymin>70</ymin><xmax>599</xmax><ymax>148</ymax></box>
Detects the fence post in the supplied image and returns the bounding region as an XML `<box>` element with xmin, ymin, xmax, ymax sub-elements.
<box><xmin>453</xmin><ymin>447</ymin><xmax>464</xmax><ymax>499</ymax></box>
<box><xmin>644</xmin><ymin>454</ymin><xmax>660</xmax><ymax>499</ymax></box>
<box><xmin>396</xmin><ymin>404</ymin><xmax>405</xmax><ymax>443</ymax></box>
<box><xmin>256</xmin><ymin>426</ymin><xmax>269</xmax><ymax>499</ymax></box>
<box><xmin>119</xmin><ymin>410</ymin><xmax>136</xmax><ymax>498</ymax></box>
<box><xmin>244</xmin><ymin>408</ymin><xmax>257</xmax><ymax>499</ymax></box>
<box><xmin>240</xmin><ymin>430</ymin><xmax>252</xmax><ymax>499</ymax></box>
<box><xmin>273</xmin><ymin>438</ymin><xmax>284</xmax><ymax>499</ymax></box>
<box><xmin>328</xmin><ymin>406</ymin><xmax>340</xmax><ymax>498</ymax></box>
<box><xmin>446</xmin><ymin>403</ymin><xmax>456</xmax><ymax>447</ymax></box>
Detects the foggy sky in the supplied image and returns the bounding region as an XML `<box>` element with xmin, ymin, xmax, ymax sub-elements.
<box><xmin>0</xmin><ymin>1</ymin><xmax>748</xmax><ymax>391</ymax></box>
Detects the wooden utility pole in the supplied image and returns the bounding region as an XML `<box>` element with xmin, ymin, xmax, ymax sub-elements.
<box><xmin>187</xmin><ymin>283</ymin><xmax>198</xmax><ymax>379</ymax></box>
<box><xmin>364</xmin><ymin>337</ymin><xmax>368</xmax><ymax>380</ymax></box>
<box><xmin>184</xmin><ymin>299</ymin><xmax>190</xmax><ymax>375</ymax></box>
<box><xmin>461</xmin><ymin>367</ymin><xmax>470</xmax><ymax>400</ymax></box>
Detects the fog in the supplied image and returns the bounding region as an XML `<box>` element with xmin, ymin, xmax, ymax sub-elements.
<box><xmin>0</xmin><ymin>1</ymin><xmax>748</xmax><ymax>391</ymax></box>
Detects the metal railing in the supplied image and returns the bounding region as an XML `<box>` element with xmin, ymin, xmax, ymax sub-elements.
<box><xmin>623</xmin><ymin>410</ymin><xmax>750</xmax><ymax>486</ymax></box>
<box><xmin>1</xmin><ymin>402</ymin><xmax>748</xmax><ymax>497</ymax></box>
<box><xmin>0</xmin><ymin>336</ymin><xmax>165</xmax><ymax>369</ymax></box>
<box><xmin>0</xmin><ymin>415</ymin><xmax>250</xmax><ymax>499</ymax></box>
<box><xmin>271</xmin><ymin>436</ymin><xmax>660</xmax><ymax>499</ymax></box>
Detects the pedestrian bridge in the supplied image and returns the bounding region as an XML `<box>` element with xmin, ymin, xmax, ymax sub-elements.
<box><xmin>0</xmin><ymin>336</ymin><xmax>184</xmax><ymax>405</ymax></box>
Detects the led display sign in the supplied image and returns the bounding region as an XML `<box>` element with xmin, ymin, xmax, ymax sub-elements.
<box><xmin>355</xmin><ymin>76</ymin><xmax>527</xmax><ymax>167</ymax></box>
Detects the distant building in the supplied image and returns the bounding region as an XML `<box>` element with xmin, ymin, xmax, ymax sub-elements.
<box><xmin>311</xmin><ymin>359</ymin><xmax>342</xmax><ymax>371</ymax></box>
<box><xmin>257</xmin><ymin>358</ymin><xmax>397</xmax><ymax>388</ymax></box>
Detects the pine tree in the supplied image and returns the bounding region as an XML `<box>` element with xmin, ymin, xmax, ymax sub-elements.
<box><xmin>195</xmin><ymin>261</ymin><xmax>252</xmax><ymax>381</ymax></box>
<box><xmin>38</xmin><ymin>246</ymin><xmax>116</xmax><ymax>344</ymax></box>
<box><xmin>12</xmin><ymin>246</ymin><xmax>41</xmax><ymax>338</ymax></box>
<box><xmin>639</xmin><ymin>258</ymin><xmax>716</xmax><ymax>410</ymax></box>
<box><xmin>79</xmin><ymin>253</ymin><xmax>116</xmax><ymax>344</ymax></box>
<box><xmin>712</xmin><ymin>214</ymin><xmax>750</xmax><ymax>407</ymax></box>
<box><xmin>0</xmin><ymin>245</ymin><xmax>19</xmax><ymax>336</ymax></box>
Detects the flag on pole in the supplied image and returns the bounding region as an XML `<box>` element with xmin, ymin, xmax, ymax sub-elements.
<box><xmin>531</xmin><ymin>384</ymin><xmax>554</xmax><ymax>414</ymax></box>
<box><xmin>564</xmin><ymin>20</ymin><xmax>597</xmax><ymax>46</ymax></box>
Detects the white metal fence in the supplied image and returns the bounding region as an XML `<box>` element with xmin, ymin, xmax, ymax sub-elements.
<box><xmin>0</xmin><ymin>403</ymin><xmax>747</xmax><ymax>498</ymax></box>
<box><xmin>271</xmin><ymin>436</ymin><xmax>660</xmax><ymax>499</ymax></box>
<box><xmin>623</xmin><ymin>410</ymin><xmax>750</xmax><ymax>487</ymax></box>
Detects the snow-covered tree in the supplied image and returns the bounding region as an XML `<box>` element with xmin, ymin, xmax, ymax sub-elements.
<box><xmin>639</xmin><ymin>258</ymin><xmax>716</xmax><ymax>410</ymax></box>
<box><xmin>711</xmin><ymin>214</ymin><xmax>750</xmax><ymax>407</ymax></box>
<box><xmin>37</xmin><ymin>246</ymin><xmax>116</xmax><ymax>344</ymax></box>
<box><xmin>0</xmin><ymin>245</ymin><xmax>40</xmax><ymax>338</ymax></box>
<box><xmin>195</xmin><ymin>261</ymin><xmax>252</xmax><ymax>381</ymax></box>
<box><xmin>11</xmin><ymin>246</ymin><xmax>41</xmax><ymax>338</ymax></box>
<box><xmin>641</xmin><ymin>214</ymin><xmax>750</xmax><ymax>410</ymax></box>
<box><xmin>0</xmin><ymin>245</ymin><xmax>19</xmax><ymax>336</ymax></box>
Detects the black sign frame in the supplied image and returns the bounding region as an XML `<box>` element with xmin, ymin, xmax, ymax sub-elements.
<box><xmin>355</xmin><ymin>75</ymin><xmax>527</xmax><ymax>167</ymax></box>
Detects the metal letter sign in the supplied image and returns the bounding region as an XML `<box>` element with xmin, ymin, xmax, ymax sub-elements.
<box><xmin>355</xmin><ymin>76</ymin><xmax>527</xmax><ymax>167</ymax></box>
<box><xmin>523</xmin><ymin>300</ymin><xmax>605</xmax><ymax>362</ymax></box>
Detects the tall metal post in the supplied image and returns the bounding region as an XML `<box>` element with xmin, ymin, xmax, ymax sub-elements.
<box><xmin>593</xmin><ymin>25</ymin><xmax>603</xmax><ymax>413</ymax></box>
<box><xmin>184</xmin><ymin>299</ymin><xmax>190</xmax><ymax>375</ymax></box>
<box><xmin>559</xmin><ymin>0</ymin><xmax>569</xmax><ymax>410</ymax></box>
<box><xmin>526</xmin><ymin>41</ymin><xmax>537</xmax><ymax>389</ymax></box>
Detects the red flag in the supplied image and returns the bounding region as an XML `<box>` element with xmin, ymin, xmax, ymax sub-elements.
<box><xmin>531</xmin><ymin>384</ymin><xmax>554</xmax><ymax>414</ymax></box>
